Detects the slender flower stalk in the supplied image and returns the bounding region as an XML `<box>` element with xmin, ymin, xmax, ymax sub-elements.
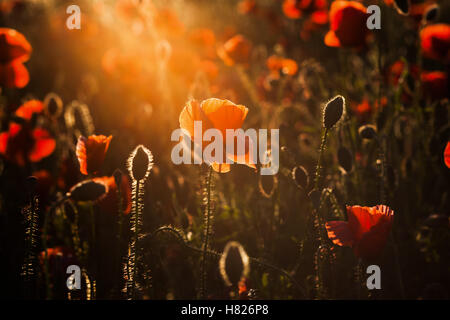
<box><xmin>200</xmin><ymin>166</ymin><xmax>214</xmax><ymax>299</ymax></box>
<box><xmin>125</xmin><ymin>145</ymin><xmax>153</xmax><ymax>299</ymax></box>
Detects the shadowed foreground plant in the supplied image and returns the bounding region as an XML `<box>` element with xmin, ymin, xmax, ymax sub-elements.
<box><xmin>21</xmin><ymin>176</ymin><xmax>39</xmax><ymax>298</ymax></box>
<box><xmin>125</xmin><ymin>145</ymin><xmax>153</xmax><ymax>299</ymax></box>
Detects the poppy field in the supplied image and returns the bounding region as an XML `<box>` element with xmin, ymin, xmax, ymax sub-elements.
<box><xmin>0</xmin><ymin>0</ymin><xmax>449</xmax><ymax>301</ymax></box>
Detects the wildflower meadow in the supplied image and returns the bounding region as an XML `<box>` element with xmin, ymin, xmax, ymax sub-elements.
<box><xmin>0</xmin><ymin>0</ymin><xmax>449</xmax><ymax>302</ymax></box>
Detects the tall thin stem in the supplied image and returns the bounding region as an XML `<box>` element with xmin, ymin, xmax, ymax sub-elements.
<box><xmin>200</xmin><ymin>166</ymin><xmax>214</xmax><ymax>299</ymax></box>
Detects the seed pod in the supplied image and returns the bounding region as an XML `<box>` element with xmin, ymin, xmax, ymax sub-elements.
<box><xmin>323</xmin><ymin>95</ymin><xmax>345</xmax><ymax>129</ymax></box>
<box><xmin>337</xmin><ymin>147</ymin><xmax>353</xmax><ymax>172</ymax></box>
<box><xmin>422</xmin><ymin>4</ymin><xmax>439</xmax><ymax>24</ymax></box>
<box><xmin>358</xmin><ymin>125</ymin><xmax>377</xmax><ymax>140</ymax></box>
<box><xmin>68</xmin><ymin>180</ymin><xmax>107</xmax><ymax>202</ymax></box>
<box><xmin>127</xmin><ymin>145</ymin><xmax>154</xmax><ymax>181</ymax></box>
<box><xmin>393</xmin><ymin>0</ymin><xmax>410</xmax><ymax>15</ymax></box>
<box><xmin>292</xmin><ymin>166</ymin><xmax>309</xmax><ymax>190</ymax></box>
<box><xmin>219</xmin><ymin>241</ymin><xmax>250</xmax><ymax>287</ymax></box>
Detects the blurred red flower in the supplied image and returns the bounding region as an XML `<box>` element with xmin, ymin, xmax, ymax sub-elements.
<box><xmin>237</xmin><ymin>0</ymin><xmax>257</xmax><ymax>15</ymax></box>
<box><xmin>15</xmin><ymin>99</ymin><xmax>43</xmax><ymax>120</ymax></box>
<box><xmin>266</xmin><ymin>55</ymin><xmax>298</xmax><ymax>77</ymax></box>
<box><xmin>444</xmin><ymin>141</ymin><xmax>450</xmax><ymax>169</ymax></box>
<box><xmin>324</xmin><ymin>1</ymin><xmax>369</xmax><ymax>48</ymax></box>
<box><xmin>76</xmin><ymin>135</ymin><xmax>112</xmax><ymax>175</ymax></box>
<box><xmin>421</xmin><ymin>71</ymin><xmax>448</xmax><ymax>100</ymax></box>
<box><xmin>326</xmin><ymin>205</ymin><xmax>394</xmax><ymax>261</ymax></box>
<box><xmin>93</xmin><ymin>175</ymin><xmax>132</xmax><ymax>215</ymax></box>
<box><xmin>420</xmin><ymin>24</ymin><xmax>450</xmax><ymax>63</ymax></box>
<box><xmin>0</xmin><ymin>100</ymin><xmax>55</xmax><ymax>166</ymax></box>
<box><xmin>0</xmin><ymin>28</ymin><xmax>32</xmax><ymax>88</ymax></box>
<box><xmin>218</xmin><ymin>35</ymin><xmax>252</xmax><ymax>66</ymax></box>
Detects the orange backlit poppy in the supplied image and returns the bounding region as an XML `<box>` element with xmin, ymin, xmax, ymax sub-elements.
<box><xmin>76</xmin><ymin>135</ymin><xmax>112</xmax><ymax>175</ymax></box>
<box><xmin>324</xmin><ymin>1</ymin><xmax>369</xmax><ymax>48</ymax></box>
<box><xmin>266</xmin><ymin>55</ymin><xmax>298</xmax><ymax>76</ymax></box>
<box><xmin>0</xmin><ymin>28</ymin><xmax>32</xmax><ymax>88</ymax></box>
<box><xmin>444</xmin><ymin>141</ymin><xmax>450</xmax><ymax>168</ymax></box>
<box><xmin>179</xmin><ymin>98</ymin><xmax>255</xmax><ymax>173</ymax></box>
<box><xmin>93</xmin><ymin>175</ymin><xmax>132</xmax><ymax>215</ymax></box>
<box><xmin>421</xmin><ymin>71</ymin><xmax>448</xmax><ymax>100</ymax></box>
<box><xmin>326</xmin><ymin>205</ymin><xmax>394</xmax><ymax>261</ymax></box>
<box><xmin>420</xmin><ymin>24</ymin><xmax>450</xmax><ymax>63</ymax></box>
<box><xmin>218</xmin><ymin>35</ymin><xmax>252</xmax><ymax>66</ymax></box>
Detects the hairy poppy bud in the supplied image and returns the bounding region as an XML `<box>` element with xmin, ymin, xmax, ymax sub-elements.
<box><xmin>422</xmin><ymin>4</ymin><xmax>439</xmax><ymax>24</ymax></box>
<box><xmin>68</xmin><ymin>180</ymin><xmax>106</xmax><ymax>202</ymax></box>
<box><xmin>292</xmin><ymin>166</ymin><xmax>309</xmax><ymax>190</ymax></box>
<box><xmin>358</xmin><ymin>124</ymin><xmax>377</xmax><ymax>140</ymax></box>
<box><xmin>127</xmin><ymin>145</ymin><xmax>154</xmax><ymax>181</ymax></box>
<box><xmin>219</xmin><ymin>241</ymin><xmax>250</xmax><ymax>287</ymax></box>
<box><xmin>323</xmin><ymin>95</ymin><xmax>345</xmax><ymax>129</ymax></box>
<box><xmin>393</xmin><ymin>0</ymin><xmax>410</xmax><ymax>16</ymax></box>
<box><xmin>44</xmin><ymin>93</ymin><xmax>63</xmax><ymax>119</ymax></box>
<box><xmin>337</xmin><ymin>147</ymin><xmax>353</xmax><ymax>172</ymax></box>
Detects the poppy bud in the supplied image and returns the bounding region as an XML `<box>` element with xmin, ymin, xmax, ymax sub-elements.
<box><xmin>258</xmin><ymin>175</ymin><xmax>277</xmax><ymax>198</ymax></box>
<box><xmin>393</xmin><ymin>0</ymin><xmax>410</xmax><ymax>16</ymax></box>
<box><xmin>422</xmin><ymin>4</ymin><xmax>439</xmax><ymax>24</ymax></box>
<box><xmin>43</xmin><ymin>93</ymin><xmax>63</xmax><ymax>119</ymax></box>
<box><xmin>358</xmin><ymin>125</ymin><xmax>377</xmax><ymax>140</ymax></box>
<box><xmin>292</xmin><ymin>166</ymin><xmax>309</xmax><ymax>190</ymax></box>
<box><xmin>68</xmin><ymin>180</ymin><xmax>107</xmax><ymax>202</ymax></box>
<box><xmin>219</xmin><ymin>241</ymin><xmax>250</xmax><ymax>287</ymax></box>
<box><xmin>323</xmin><ymin>95</ymin><xmax>345</xmax><ymax>129</ymax></box>
<box><xmin>127</xmin><ymin>145</ymin><xmax>154</xmax><ymax>181</ymax></box>
<box><xmin>337</xmin><ymin>147</ymin><xmax>353</xmax><ymax>172</ymax></box>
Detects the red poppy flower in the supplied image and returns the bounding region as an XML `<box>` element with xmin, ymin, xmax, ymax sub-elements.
<box><xmin>282</xmin><ymin>0</ymin><xmax>305</xmax><ymax>19</ymax></box>
<box><xmin>15</xmin><ymin>99</ymin><xmax>43</xmax><ymax>120</ymax></box>
<box><xmin>421</xmin><ymin>71</ymin><xmax>448</xmax><ymax>100</ymax></box>
<box><xmin>266</xmin><ymin>55</ymin><xmax>298</xmax><ymax>77</ymax></box>
<box><xmin>324</xmin><ymin>1</ymin><xmax>369</xmax><ymax>48</ymax></box>
<box><xmin>326</xmin><ymin>205</ymin><xmax>394</xmax><ymax>261</ymax></box>
<box><xmin>0</xmin><ymin>124</ymin><xmax>55</xmax><ymax>166</ymax></box>
<box><xmin>76</xmin><ymin>135</ymin><xmax>112</xmax><ymax>175</ymax></box>
<box><xmin>0</xmin><ymin>28</ymin><xmax>32</xmax><ymax>88</ymax></box>
<box><xmin>179</xmin><ymin>98</ymin><xmax>256</xmax><ymax>173</ymax></box>
<box><xmin>444</xmin><ymin>141</ymin><xmax>450</xmax><ymax>169</ymax></box>
<box><xmin>420</xmin><ymin>24</ymin><xmax>450</xmax><ymax>63</ymax></box>
<box><xmin>93</xmin><ymin>175</ymin><xmax>132</xmax><ymax>215</ymax></box>
<box><xmin>218</xmin><ymin>35</ymin><xmax>252</xmax><ymax>66</ymax></box>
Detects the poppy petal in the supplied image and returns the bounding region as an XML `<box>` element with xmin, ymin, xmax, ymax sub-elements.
<box><xmin>0</xmin><ymin>61</ymin><xmax>29</xmax><ymax>88</ymax></box>
<box><xmin>445</xmin><ymin>142</ymin><xmax>450</xmax><ymax>169</ymax></box>
<box><xmin>324</xmin><ymin>30</ymin><xmax>341</xmax><ymax>47</ymax></box>
<box><xmin>29</xmin><ymin>129</ymin><xmax>56</xmax><ymax>162</ymax></box>
<box><xmin>325</xmin><ymin>221</ymin><xmax>355</xmax><ymax>247</ymax></box>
